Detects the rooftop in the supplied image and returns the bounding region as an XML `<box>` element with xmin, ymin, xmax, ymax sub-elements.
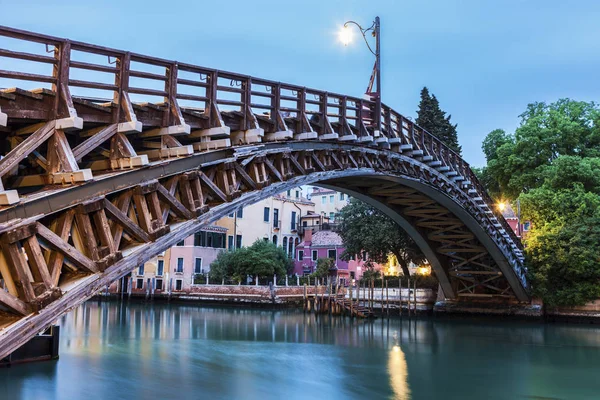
<box><xmin>310</xmin><ymin>230</ymin><xmax>343</xmax><ymax>246</ymax></box>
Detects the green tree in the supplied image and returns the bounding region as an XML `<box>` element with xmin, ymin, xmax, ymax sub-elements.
<box><xmin>484</xmin><ymin>99</ymin><xmax>600</xmax><ymax>199</ymax></box>
<box><xmin>416</xmin><ymin>87</ymin><xmax>462</xmax><ymax>154</ymax></box>
<box><xmin>209</xmin><ymin>240</ymin><xmax>292</xmax><ymax>283</ymax></box>
<box><xmin>337</xmin><ymin>199</ymin><xmax>425</xmax><ymax>276</ymax></box>
<box><xmin>312</xmin><ymin>257</ymin><xmax>333</xmax><ymax>278</ymax></box>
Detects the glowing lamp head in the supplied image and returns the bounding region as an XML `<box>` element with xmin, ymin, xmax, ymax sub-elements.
<box><xmin>339</xmin><ymin>26</ymin><xmax>353</xmax><ymax>46</ymax></box>
<box><xmin>417</xmin><ymin>266</ymin><xmax>431</xmax><ymax>276</ymax></box>
<box><xmin>498</xmin><ymin>202</ymin><xmax>506</xmax><ymax>212</ymax></box>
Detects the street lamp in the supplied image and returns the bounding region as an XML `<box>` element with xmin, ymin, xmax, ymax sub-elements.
<box><xmin>497</xmin><ymin>202</ymin><xmax>506</xmax><ymax>212</ymax></box>
<box><xmin>339</xmin><ymin>16</ymin><xmax>382</xmax><ymax>134</ymax></box>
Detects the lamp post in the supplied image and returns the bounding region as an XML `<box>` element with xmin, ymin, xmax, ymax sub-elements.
<box><xmin>340</xmin><ymin>16</ymin><xmax>381</xmax><ymax>134</ymax></box>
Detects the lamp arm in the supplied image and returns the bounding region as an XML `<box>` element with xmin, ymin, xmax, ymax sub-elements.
<box><xmin>343</xmin><ymin>20</ymin><xmax>378</xmax><ymax>56</ymax></box>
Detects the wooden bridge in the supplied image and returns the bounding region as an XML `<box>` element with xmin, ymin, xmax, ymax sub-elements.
<box><xmin>0</xmin><ymin>26</ymin><xmax>527</xmax><ymax>358</ymax></box>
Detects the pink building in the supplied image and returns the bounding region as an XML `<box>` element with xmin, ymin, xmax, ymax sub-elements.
<box><xmin>294</xmin><ymin>229</ymin><xmax>379</xmax><ymax>283</ymax></box>
<box><xmin>501</xmin><ymin>204</ymin><xmax>530</xmax><ymax>238</ymax></box>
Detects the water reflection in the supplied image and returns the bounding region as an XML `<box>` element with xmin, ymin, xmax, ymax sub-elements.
<box><xmin>1</xmin><ymin>301</ymin><xmax>600</xmax><ymax>400</ymax></box>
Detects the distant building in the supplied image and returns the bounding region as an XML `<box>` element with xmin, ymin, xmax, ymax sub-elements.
<box><xmin>310</xmin><ymin>187</ymin><xmax>350</xmax><ymax>222</ymax></box>
<box><xmin>501</xmin><ymin>204</ymin><xmax>530</xmax><ymax>238</ymax></box>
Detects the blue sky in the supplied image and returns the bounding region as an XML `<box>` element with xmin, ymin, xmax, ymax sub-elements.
<box><xmin>2</xmin><ymin>0</ymin><xmax>599</xmax><ymax>166</ymax></box>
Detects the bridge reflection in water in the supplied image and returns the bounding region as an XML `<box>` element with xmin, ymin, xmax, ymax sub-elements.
<box><xmin>2</xmin><ymin>302</ymin><xmax>600</xmax><ymax>400</ymax></box>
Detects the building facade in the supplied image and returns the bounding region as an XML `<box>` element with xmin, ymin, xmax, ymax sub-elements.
<box><xmin>309</xmin><ymin>187</ymin><xmax>350</xmax><ymax>222</ymax></box>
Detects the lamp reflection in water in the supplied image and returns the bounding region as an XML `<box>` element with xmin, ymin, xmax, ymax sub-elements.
<box><xmin>388</xmin><ymin>345</ymin><xmax>411</xmax><ymax>399</ymax></box>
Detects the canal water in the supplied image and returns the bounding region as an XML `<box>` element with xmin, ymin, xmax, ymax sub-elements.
<box><xmin>1</xmin><ymin>301</ymin><xmax>599</xmax><ymax>400</ymax></box>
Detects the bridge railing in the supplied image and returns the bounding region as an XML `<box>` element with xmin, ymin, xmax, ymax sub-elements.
<box><xmin>0</xmin><ymin>25</ymin><xmax>522</xmax><ymax>249</ymax></box>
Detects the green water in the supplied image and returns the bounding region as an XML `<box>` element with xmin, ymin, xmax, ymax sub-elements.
<box><xmin>1</xmin><ymin>301</ymin><xmax>599</xmax><ymax>400</ymax></box>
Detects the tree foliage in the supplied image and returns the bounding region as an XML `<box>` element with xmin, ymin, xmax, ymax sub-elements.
<box><xmin>416</xmin><ymin>87</ymin><xmax>462</xmax><ymax>155</ymax></box>
<box><xmin>337</xmin><ymin>199</ymin><xmax>425</xmax><ymax>276</ymax></box>
<box><xmin>484</xmin><ymin>99</ymin><xmax>600</xmax><ymax>199</ymax></box>
<box><xmin>210</xmin><ymin>240</ymin><xmax>292</xmax><ymax>283</ymax></box>
<box><xmin>312</xmin><ymin>258</ymin><xmax>333</xmax><ymax>278</ymax></box>
<box><xmin>480</xmin><ymin>99</ymin><xmax>600</xmax><ymax>306</ymax></box>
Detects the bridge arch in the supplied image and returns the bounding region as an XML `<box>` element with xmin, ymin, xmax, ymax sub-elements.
<box><xmin>0</xmin><ymin>26</ymin><xmax>526</xmax><ymax>359</ymax></box>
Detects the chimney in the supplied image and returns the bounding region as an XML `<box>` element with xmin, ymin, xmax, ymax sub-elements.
<box><xmin>304</xmin><ymin>228</ymin><xmax>313</xmax><ymax>245</ymax></box>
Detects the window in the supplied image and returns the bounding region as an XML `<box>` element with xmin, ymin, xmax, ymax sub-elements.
<box><xmin>298</xmin><ymin>250</ymin><xmax>304</xmax><ymax>261</ymax></box>
<box><xmin>264</xmin><ymin>207</ymin><xmax>270</xmax><ymax>222</ymax></box>
<box><xmin>272</xmin><ymin>235</ymin><xmax>278</xmax><ymax>245</ymax></box>
<box><xmin>136</xmin><ymin>279</ymin><xmax>144</xmax><ymax>289</ymax></box>
<box><xmin>362</xmin><ymin>251</ymin><xmax>367</xmax><ymax>261</ymax></box>
<box><xmin>175</xmin><ymin>280</ymin><xmax>183</xmax><ymax>291</ymax></box>
<box><xmin>283</xmin><ymin>237</ymin><xmax>288</xmax><ymax>251</ymax></box>
<box><xmin>228</xmin><ymin>235</ymin><xmax>234</xmax><ymax>250</ymax></box>
<box><xmin>523</xmin><ymin>221</ymin><xmax>531</xmax><ymax>231</ymax></box>
<box><xmin>177</xmin><ymin>240</ymin><xmax>184</xmax><ymax>246</ymax></box>
<box><xmin>321</xmin><ymin>196</ymin><xmax>326</xmax><ymax>204</ymax></box>
<box><xmin>295</xmin><ymin>190</ymin><xmax>300</xmax><ymax>199</ymax></box>
<box><xmin>340</xmin><ymin>193</ymin><xmax>345</xmax><ymax>201</ymax></box>
<box><xmin>194</xmin><ymin>258</ymin><xmax>202</xmax><ymax>274</ymax></box>
<box><xmin>228</xmin><ymin>212</ymin><xmax>234</xmax><ymax>217</ymax></box>
<box><xmin>236</xmin><ymin>235</ymin><xmax>242</xmax><ymax>249</ymax></box>
<box><xmin>273</xmin><ymin>209</ymin><xmax>279</xmax><ymax>227</ymax></box>
<box><xmin>156</xmin><ymin>279</ymin><xmax>163</xmax><ymax>290</ymax></box>
<box><xmin>287</xmin><ymin>190</ymin><xmax>291</xmax><ymax>197</ymax></box>
<box><xmin>291</xmin><ymin>211</ymin><xmax>297</xmax><ymax>230</ymax></box>
<box><xmin>194</xmin><ymin>232</ymin><xmax>203</xmax><ymax>246</ymax></box>
<box><xmin>329</xmin><ymin>212</ymin><xmax>335</xmax><ymax>221</ymax></box>
<box><xmin>288</xmin><ymin>239</ymin><xmax>294</xmax><ymax>257</ymax></box>
<box><xmin>236</xmin><ymin>208</ymin><xmax>243</xmax><ymax>218</ymax></box>
<box><xmin>312</xmin><ymin>250</ymin><xmax>318</xmax><ymax>261</ymax></box>
<box><xmin>138</xmin><ymin>264</ymin><xmax>144</xmax><ymax>275</ymax></box>
<box><xmin>328</xmin><ymin>249</ymin><xmax>336</xmax><ymax>260</ymax></box>
<box><xmin>329</xmin><ymin>195</ymin><xmax>334</xmax><ymax>203</ymax></box>
<box><xmin>302</xmin><ymin>220</ymin><xmax>307</xmax><ymax>227</ymax></box>
<box><xmin>176</xmin><ymin>258</ymin><xmax>184</xmax><ymax>273</ymax></box>
<box><xmin>157</xmin><ymin>260</ymin><xmax>164</xmax><ymax>276</ymax></box>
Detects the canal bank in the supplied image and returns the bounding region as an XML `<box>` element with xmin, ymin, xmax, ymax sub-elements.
<box><xmin>93</xmin><ymin>284</ymin><xmax>600</xmax><ymax>323</ymax></box>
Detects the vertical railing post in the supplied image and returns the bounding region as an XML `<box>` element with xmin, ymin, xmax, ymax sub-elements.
<box><xmin>243</xmin><ymin>77</ymin><xmax>252</xmax><ymax>129</ymax></box>
<box><xmin>271</xmin><ymin>82</ymin><xmax>281</xmax><ymax>127</ymax></box>
<box><xmin>52</xmin><ymin>40</ymin><xmax>76</xmax><ymax>121</ymax></box>
<box><xmin>207</xmin><ymin>71</ymin><xmax>218</xmax><ymax>126</ymax></box>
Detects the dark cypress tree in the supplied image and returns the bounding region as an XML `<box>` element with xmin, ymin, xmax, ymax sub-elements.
<box><xmin>416</xmin><ymin>87</ymin><xmax>462</xmax><ymax>155</ymax></box>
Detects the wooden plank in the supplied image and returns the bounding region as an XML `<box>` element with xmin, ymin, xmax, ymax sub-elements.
<box><xmin>0</xmin><ymin>288</ymin><xmax>31</xmax><ymax>316</ymax></box>
<box><xmin>47</xmin><ymin>210</ymin><xmax>75</xmax><ymax>287</ymax></box>
<box><xmin>23</xmin><ymin>235</ymin><xmax>53</xmax><ymax>289</ymax></box>
<box><xmin>92</xmin><ymin>209</ymin><xmax>115</xmax><ymax>254</ymax></box>
<box><xmin>156</xmin><ymin>183</ymin><xmax>193</xmax><ymax>220</ymax></box>
<box><xmin>0</xmin><ymin>121</ymin><xmax>56</xmax><ymax>178</ymax></box>
<box><xmin>36</xmin><ymin>223</ymin><xmax>98</xmax><ymax>273</ymax></box>
<box><xmin>1</xmin><ymin>241</ymin><xmax>35</xmax><ymax>302</ymax></box>
<box><xmin>103</xmin><ymin>198</ymin><xmax>150</xmax><ymax>243</ymax></box>
<box><xmin>74</xmin><ymin>212</ymin><xmax>99</xmax><ymax>260</ymax></box>
<box><xmin>132</xmin><ymin>193</ymin><xmax>153</xmax><ymax>234</ymax></box>
<box><xmin>199</xmin><ymin>172</ymin><xmax>228</xmax><ymax>203</ymax></box>
<box><xmin>47</xmin><ymin>129</ymin><xmax>80</xmax><ymax>173</ymax></box>
<box><xmin>111</xmin><ymin>191</ymin><xmax>133</xmax><ymax>248</ymax></box>
<box><xmin>233</xmin><ymin>163</ymin><xmax>257</xmax><ymax>190</ymax></box>
<box><xmin>72</xmin><ymin>124</ymin><xmax>118</xmax><ymax>161</ymax></box>
<box><xmin>262</xmin><ymin>158</ymin><xmax>283</xmax><ymax>182</ymax></box>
